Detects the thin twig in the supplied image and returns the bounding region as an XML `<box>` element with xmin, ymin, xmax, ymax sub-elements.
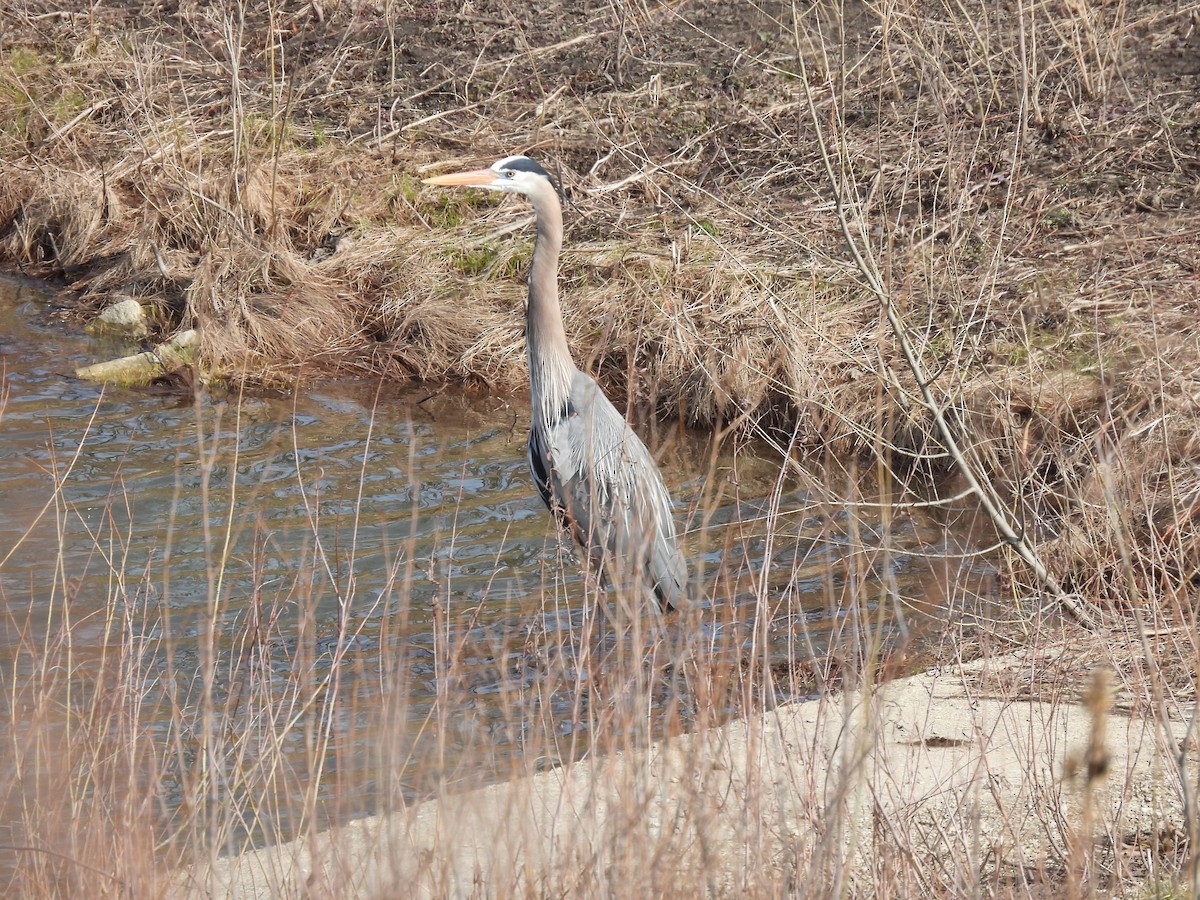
<box><xmin>793</xmin><ymin>32</ymin><xmax>1101</xmax><ymax>631</ymax></box>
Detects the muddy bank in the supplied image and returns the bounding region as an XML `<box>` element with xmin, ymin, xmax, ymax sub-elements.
<box><xmin>2</xmin><ymin>3</ymin><xmax>1198</xmax><ymax>598</ymax></box>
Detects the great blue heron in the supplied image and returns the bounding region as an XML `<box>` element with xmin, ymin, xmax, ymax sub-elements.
<box><xmin>422</xmin><ymin>156</ymin><xmax>689</xmax><ymax>614</ymax></box>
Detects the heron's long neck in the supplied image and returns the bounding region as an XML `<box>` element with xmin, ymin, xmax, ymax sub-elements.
<box><xmin>526</xmin><ymin>189</ymin><xmax>576</xmax><ymax>430</ymax></box>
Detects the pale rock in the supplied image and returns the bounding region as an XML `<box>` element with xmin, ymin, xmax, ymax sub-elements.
<box><xmin>89</xmin><ymin>296</ymin><xmax>148</xmax><ymax>337</ymax></box>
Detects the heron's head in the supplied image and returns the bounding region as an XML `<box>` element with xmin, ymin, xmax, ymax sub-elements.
<box><xmin>422</xmin><ymin>155</ymin><xmax>560</xmax><ymax>200</ymax></box>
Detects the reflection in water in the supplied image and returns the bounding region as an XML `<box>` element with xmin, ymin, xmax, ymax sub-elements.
<box><xmin>0</xmin><ymin>276</ymin><xmax>993</xmax><ymax>869</ymax></box>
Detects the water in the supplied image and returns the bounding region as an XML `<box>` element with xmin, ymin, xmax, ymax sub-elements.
<box><xmin>0</xmin><ymin>275</ymin><xmax>993</xmax><ymax>867</ymax></box>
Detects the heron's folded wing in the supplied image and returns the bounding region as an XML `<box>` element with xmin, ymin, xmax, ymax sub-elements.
<box><xmin>530</xmin><ymin>374</ymin><xmax>687</xmax><ymax>609</ymax></box>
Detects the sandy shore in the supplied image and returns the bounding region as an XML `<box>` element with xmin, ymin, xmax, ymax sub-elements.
<box><xmin>180</xmin><ymin>649</ymin><xmax>1196</xmax><ymax>898</ymax></box>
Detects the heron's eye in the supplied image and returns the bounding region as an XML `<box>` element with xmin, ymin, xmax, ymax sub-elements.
<box><xmin>504</xmin><ymin>171</ymin><xmax>515</xmax><ymax>178</ymax></box>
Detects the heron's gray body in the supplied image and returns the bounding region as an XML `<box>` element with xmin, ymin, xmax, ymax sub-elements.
<box><xmin>528</xmin><ymin>370</ymin><xmax>688</xmax><ymax>612</ymax></box>
<box><xmin>423</xmin><ymin>155</ymin><xmax>689</xmax><ymax>613</ymax></box>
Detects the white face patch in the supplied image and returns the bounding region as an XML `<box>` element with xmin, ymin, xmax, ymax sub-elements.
<box><xmin>483</xmin><ymin>156</ymin><xmax>557</xmax><ymax>205</ymax></box>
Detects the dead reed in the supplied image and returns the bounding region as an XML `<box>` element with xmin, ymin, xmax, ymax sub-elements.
<box><xmin>0</xmin><ymin>373</ymin><xmax>1192</xmax><ymax>898</ymax></box>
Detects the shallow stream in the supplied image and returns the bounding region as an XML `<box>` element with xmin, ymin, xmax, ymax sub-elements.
<box><xmin>0</xmin><ymin>275</ymin><xmax>993</xmax><ymax>861</ymax></box>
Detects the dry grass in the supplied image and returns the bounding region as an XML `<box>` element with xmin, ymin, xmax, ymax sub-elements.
<box><xmin>1</xmin><ymin>0</ymin><xmax>1199</xmax><ymax>894</ymax></box>
<box><xmin>0</xmin><ymin>377</ymin><xmax>1194</xmax><ymax>899</ymax></box>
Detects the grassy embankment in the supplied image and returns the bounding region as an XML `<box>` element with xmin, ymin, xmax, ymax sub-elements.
<box><xmin>0</xmin><ymin>0</ymin><xmax>1197</xmax><ymax>895</ymax></box>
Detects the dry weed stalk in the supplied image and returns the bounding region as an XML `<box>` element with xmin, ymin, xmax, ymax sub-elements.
<box><xmin>792</xmin><ymin>18</ymin><xmax>1101</xmax><ymax>629</ymax></box>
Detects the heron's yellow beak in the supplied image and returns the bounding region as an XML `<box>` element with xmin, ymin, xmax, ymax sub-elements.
<box><xmin>421</xmin><ymin>168</ymin><xmax>496</xmax><ymax>187</ymax></box>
